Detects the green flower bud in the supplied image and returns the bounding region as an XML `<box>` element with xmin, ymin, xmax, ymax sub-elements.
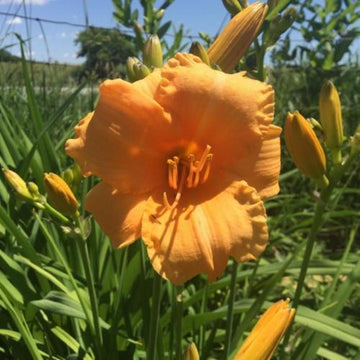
<box><xmin>3</xmin><ymin>169</ymin><xmax>34</xmax><ymax>202</ymax></box>
<box><xmin>143</xmin><ymin>35</ymin><xmax>163</xmax><ymax>68</ymax></box>
<box><xmin>222</xmin><ymin>0</ymin><xmax>242</xmax><ymax>15</ymax></box>
<box><xmin>133</xmin><ymin>62</ymin><xmax>151</xmax><ymax>81</ymax></box>
<box><xmin>126</xmin><ymin>57</ymin><xmax>140</xmax><ymax>82</ymax></box>
<box><xmin>189</xmin><ymin>41</ymin><xmax>210</xmax><ymax>65</ymax></box>
<box><xmin>350</xmin><ymin>125</ymin><xmax>360</xmax><ymax>156</ymax></box>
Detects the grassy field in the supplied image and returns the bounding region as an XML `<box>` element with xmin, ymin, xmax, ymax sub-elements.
<box><xmin>0</xmin><ymin>56</ymin><xmax>359</xmax><ymax>360</ymax></box>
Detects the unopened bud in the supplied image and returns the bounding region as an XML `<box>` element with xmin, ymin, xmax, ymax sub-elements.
<box><xmin>44</xmin><ymin>173</ymin><xmax>79</xmax><ymax>216</ymax></box>
<box><xmin>3</xmin><ymin>169</ymin><xmax>33</xmax><ymax>202</ymax></box>
<box><xmin>143</xmin><ymin>35</ymin><xmax>163</xmax><ymax>68</ymax></box>
<box><xmin>189</xmin><ymin>41</ymin><xmax>210</xmax><ymax>65</ymax></box>
<box><xmin>183</xmin><ymin>343</ymin><xmax>199</xmax><ymax>360</ymax></box>
<box><xmin>133</xmin><ymin>21</ymin><xmax>143</xmax><ymax>38</ymax></box>
<box><xmin>222</xmin><ymin>0</ymin><xmax>242</xmax><ymax>15</ymax></box>
<box><xmin>267</xmin><ymin>0</ymin><xmax>280</xmax><ymax>11</ymax></box>
<box><xmin>319</xmin><ymin>81</ymin><xmax>344</xmax><ymax>164</ymax></box>
<box><xmin>133</xmin><ymin>62</ymin><xmax>151</xmax><ymax>80</ymax></box>
<box><xmin>234</xmin><ymin>299</ymin><xmax>295</xmax><ymax>360</ymax></box>
<box><xmin>208</xmin><ymin>2</ymin><xmax>268</xmax><ymax>72</ymax></box>
<box><xmin>263</xmin><ymin>7</ymin><xmax>296</xmax><ymax>46</ymax></box>
<box><xmin>350</xmin><ymin>125</ymin><xmax>360</xmax><ymax>155</ymax></box>
<box><xmin>126</xmin><ymin>57</ymin><xmax>140</xmax><ymax>82</ymax></box>
<box><xmin>27</xmin><ymin>181</ymin><xmax>44</xmax><ymax>203</ymax></box>
<box><xmin>285</xmin><ymin>112</ymin><xmax>329</xmax><ymax>187</ymax></box>
<box><xmin>155</xmin><ymin>9</ymin><xmax>165</xmax><ymax>20</ymax></box>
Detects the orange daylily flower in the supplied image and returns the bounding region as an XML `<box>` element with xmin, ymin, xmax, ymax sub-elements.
<box><xmin>66</xmin><ymin>53</ymin><xmax>281</xmax><ymax>285</ymax></box>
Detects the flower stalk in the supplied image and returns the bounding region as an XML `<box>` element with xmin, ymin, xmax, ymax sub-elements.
<box><xmin>147</xmin><ymin>272</ymin><xmax>162</xmax><ymax>360</ymax></box>
<box><xmin>223</xmin><ymin>260</ymin><xmax>239</xmax><ymax>360</ymax></box>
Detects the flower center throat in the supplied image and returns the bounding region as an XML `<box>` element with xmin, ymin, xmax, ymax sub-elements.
<box><xmin>163</xmin><ymin>144</ymin><xmax>213</xmax><ymax>210</ymax></box>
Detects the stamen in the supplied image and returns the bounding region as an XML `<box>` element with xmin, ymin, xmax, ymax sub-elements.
<box><xmin>167</xmin><ymin>159</ymin><xmax>177</xmax><ymax>189</ymax></box>
<box><xmin>163</xmin><ymin>165</ymin><xmax>187</xmax><ymax>210</ymax></box>
<box><xmin>197</xmin><ymin>145</ymin><xmax>212</xmax><ymax>173</ymax></box>
<box><xmin>186</xmin><ymin>154</ymin><xmax>195</xmax><ymax>188</ymax></box>
<box><xmin>200</xmin><ymin>154</ymin><xmax>213</xmax><ymax>184</ymax></box>
<box><xmin>192</xmin><ymin>160</ymin><xmax>200</xmax><ymax>187</ymax></box>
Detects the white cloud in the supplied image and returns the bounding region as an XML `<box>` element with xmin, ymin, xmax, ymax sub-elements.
<box><xmin>60</xmin><ymin>32</ymin><xmax>66</xmax><ymax>38</ymax></box>
<box><xmin>63</xmin><ymin>52</ymin><xmax>69</xmax><ymax>58</ymax></box>
<box><xmin>6</xmin><ymin>17</ymin><xmax>22</xmax><ymax>25</ymax></box>
<box><xmin>0</xmin><ymin>0</ymin><xmax>48</xmax><ymax>4</ymax></box>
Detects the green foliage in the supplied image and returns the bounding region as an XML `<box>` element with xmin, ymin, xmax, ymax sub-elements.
<box><xmin>112</xmin><ymin>0</ymin><xmax>186</xmax><ymax>58</ymax></box>
<box><xmin>0</xmin><ymin>3</ymin><xmax>359</xmax><ymax>360</ymax></box>
<box><xmin>272</xmin><ymin>0</ymin><xmax>360</xmax><ymax>69</ymax></box>
<box><xmin>0</xmin><ymin>48</ymin><xmax>20</xmax><ymax>62</ymax></box>
<box><xmin>75</xmin><ymin>27</ymin><xmax>137</xmax><ymax>80</ymax></box>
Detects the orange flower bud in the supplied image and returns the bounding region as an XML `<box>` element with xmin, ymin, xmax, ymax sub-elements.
<box><xmin>3</xmin><ymin>169</ymin><xmax>33</xmax><ymax>202</ymax></box>
<box><xmin>183</xmin><ymin>343</ymin><xmax>199</xmax><ymax>360</ymax></box>
<box><xmin>285</xmin><ymin>111</ymin><xmax>328</xmax><ymax>187</ymax></box>
<box><xmin>319</xmin><ymin>81</ymin><xmax>344</xmax><ymax>163</ymax></box>
<box><xmin>208</xmin><ymin>2</ymin><xmax>267</xmax><ymax>72</ymax></box>
<box><xmin>234</xmin><ymin>299</ymin><xmax>296</xmax><ymax>360</ymax></box>
<box><xmin>43</xmin><ymin>173</ymin><xmax>79</xmax><ymax>216</ymax></box>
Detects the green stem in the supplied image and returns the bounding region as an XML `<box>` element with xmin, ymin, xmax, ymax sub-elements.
<box><xmin>34</xmin><ymin>213</ymin><xmax>94</xmax><ymax>344</ymax></box>
<box><xmin>255</xmin><ymin>40</ymin><xmax>266</xmax><ymax>81</ymax></box>
<box><xmin>223</xmin><ymin>260</ymin><xmax>239</xmax><ymax>360</ymax></box>
<box><xmin>147</xmin><ymin>272</ymin><xmax>162</xmax><ymax>360</ymax></box>
<box><xmin>41</xmin><ymin>202</ymin><xmax>70</xmax><ymax>224</ymax></box>
<box><xmin>75</xmin><ymin>215</ymin><xmax>103</xmax><ymax>360</ymax></box>
<box><xmin>175</xmin><ymin>286</ymin><xmax>184</xmax><ymax>360</ymax></box>
<box><xmin>198</xmin><ymin>281</ymin><xmax>209</xmax><ymax>354</ymax></box>
<box><xmin>281</xmin><ymin>151</ymin><xmax>359</xmax><ymax>358</ymax></box>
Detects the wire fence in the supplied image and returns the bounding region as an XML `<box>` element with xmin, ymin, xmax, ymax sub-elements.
<box><xmin>0</xmin><ymin>7</ymin><xmax>359</xmax><ymax>65</ymax></box>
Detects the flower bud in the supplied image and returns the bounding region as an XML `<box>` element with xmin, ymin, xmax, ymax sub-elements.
<box><xmin>208</xmin><ymin>2</ymin><xmax>268</xmax><ymax>72</ymax></box>
<box><xmin>126</xmin><ymin>57</ymin><xmax>140</xmax><ymax>82</ymax></box>
<box><xmin>133</xmin><ymin>62</ymin><xmax>151</xmax><ymax>81</ymax></box>
<box><xmin>222</xmin><ymin>0</ymin><xmax>242</xmax><ymax>15</ymax></box>
<box><xmin>183</xmin><ymin>343</ymin><xmax>199</xmax><ymax>360</ymax></box>
<box><xmin>234</xmin><ymin>299</ymin><xmax>296</xmax><ymax>360</ymax></box>
<box><xmin>285</xmin><ymin>111</ymin><xmax>328</xmax><ymax>187</ymax></box>
<box><xmin>155</xmin><ymin>9</ymin><xmax>165</xmax><ymax>20</ymax></box>
<box><xmin>319</xmin><ymin>81</ymin><xmax>344</xmax><ymax>164</ymax></box>
<box><xmin>43</xmin><ymin>173</ymin><xmax>79</xmax><ymax>216</ymax></box>
<box><xmin>143</xmin><ymin>35</ymin><xmax>163</xmax><ymax>68</ymax></box>
<box><xmin>3</xmin><ymin>169</ymin><xmax>34</xmax><ymax>202</ymax></box>
<box><xmin>350</xmin><ymin>124</ymin><xmax>360</xmax><ymax>156</ymax></box>
<box><xmin>263</xmin><ymin>7</ymin><xmax>296</xmax><ymax>46</ymax></box>
<box><xmin>189</xmin><ymin>41</ymin><xmax>210</xmax><ymax>66</ymax></box>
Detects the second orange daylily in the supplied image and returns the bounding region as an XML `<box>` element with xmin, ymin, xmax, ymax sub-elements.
<box><xmin>66</xmin><ymin>53</ymin><xmax>281</xmax><ymax>285</ymax></box>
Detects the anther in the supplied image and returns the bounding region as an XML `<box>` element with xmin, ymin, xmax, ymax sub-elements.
<box><xmin>167</xmin><ymin>159</ymin><xmax>177</xmax><ymax>189</ymax></box>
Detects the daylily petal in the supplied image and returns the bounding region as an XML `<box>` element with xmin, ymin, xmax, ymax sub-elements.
<box><xmin>66</xmin><ymin>72</ymin><xmax>173</xmax><ymax>194</ymax></box>
<box><xmin>85</xmin><ymin>182</ymin><xmax>148</xmax><ymax>248</ymax></box>
<box><xmin>154</xmin><ymin>53</ymin><xmax>276</xmax><ymax>195</ymax></box>
<box><xmin>229</xmin><ymin>124</ymin><xmax>282</xmax><ymax>199</ymax></box>
<box><xmin>141</xmin><ymin>180</ymin><xmax>267</xmax><ymax>285</ymax></box>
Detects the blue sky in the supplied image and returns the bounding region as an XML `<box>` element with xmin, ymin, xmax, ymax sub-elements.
<box><xmin>0</xmin><ymin>0</ymin><xmax>228</xmax><ymax>63</ymax></box>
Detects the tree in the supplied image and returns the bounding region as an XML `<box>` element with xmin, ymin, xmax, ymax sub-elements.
<box><xmin>75</xmin><ymin>27</ymin><xmax>136</xmax><ymax>79</ymax></box>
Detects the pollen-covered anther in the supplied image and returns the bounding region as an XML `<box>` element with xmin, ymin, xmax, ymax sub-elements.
<box><xmin>167</xmin><ymin>159</ymin><xmax>178</xmax><ymax>189</ymax></box>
